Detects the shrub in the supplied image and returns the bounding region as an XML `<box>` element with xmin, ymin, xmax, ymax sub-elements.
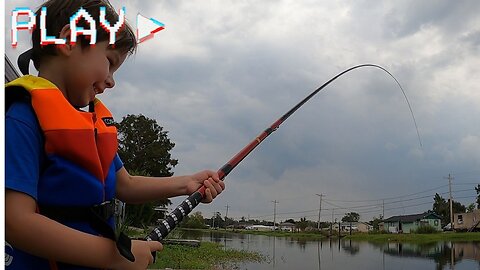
<box><xmin>414</xmin><ymin>225</ymin><xmax>438</xmax><ymax>234</ymax></box>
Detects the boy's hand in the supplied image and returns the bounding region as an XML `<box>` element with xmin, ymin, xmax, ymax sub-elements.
<box><xmin>113</xmin><ymin>240</ymin><xmax>162</xmax><ymax>270</ymax></box>
<box><xmin>186</xmin><ymin>170</ymin><xmax>225</xmax><ymax>203</ymax></box>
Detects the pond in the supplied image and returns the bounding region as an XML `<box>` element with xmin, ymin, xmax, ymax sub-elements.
<box><xmin>178</xmin><ymin>230</ymin><xmax>480</xmax><ymax>270</ymax></box>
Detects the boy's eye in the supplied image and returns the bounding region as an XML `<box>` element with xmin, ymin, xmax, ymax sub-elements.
<box><xmin>107</xmin><ymin>56</ymin><xmax>115</xmax><ymax>67</ymax></box>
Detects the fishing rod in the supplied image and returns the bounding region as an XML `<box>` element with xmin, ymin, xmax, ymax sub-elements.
<box><xmin>145</xmin><ymin>63</ymin><xmax>422</xmax><ymax>243</ymax></box>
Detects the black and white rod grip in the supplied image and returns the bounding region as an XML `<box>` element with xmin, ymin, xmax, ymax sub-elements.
<box><xmin>145</xmin><ymin>190</ymin><xmax>204</xmax><ymax>242</ymax></box>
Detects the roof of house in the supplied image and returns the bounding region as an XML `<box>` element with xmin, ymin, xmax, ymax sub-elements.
<box><xmin>339</xmin><ymin>222</ymin><xmax>371</xmax><ymax>226</ymax></box>
<box><xmin>383</xmin><ymin>212</ymin><xmax>441</xmax><ymax>223</ymax></box>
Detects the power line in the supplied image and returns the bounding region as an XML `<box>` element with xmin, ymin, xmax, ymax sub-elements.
<box><xmin>324</xmin><ymin>189</ymin><xmax>472</xmax><ymax>209</ymax></box>
<box><xmin>453</xmin><ymin>182</ymin><xmax>480</xmax><ymax>186</ymax></box>
<box><xmin>324</xmin><ymin>184</ymin><xmax>449</xmax><ymax>203</ymax></box>
<box><xmin>274</xmin><ymin>196</ymin><xmax>478</xmax><ymax>221</ymax></box>
<box><xmin>321</xmin><ymin>188</ymin><xmax>474</xmax><ymax>211</ymax></box>
<box><xmin>247</xmin><ymin>188</ymin><xmax>477</xmax><ymax>220</ymax></box>
<box><xmin>451</xmin><ymin>170</ymin><xmax>480</xmax><ymax>176</ymax></box>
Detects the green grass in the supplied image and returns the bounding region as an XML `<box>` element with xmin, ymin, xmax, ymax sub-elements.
<box><xmin>151</xmin><ymin>241</ymin><xmax>264</xmax><ymax>270</ymax></box>
<box><xmin>344</xmin><ymin>232</ymin><xmax>480</xmax><ymax>243</ymax></box>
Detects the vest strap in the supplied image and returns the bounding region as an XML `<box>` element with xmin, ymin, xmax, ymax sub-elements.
<box><xmin>39</xmin><ymin>201</ymin><xmax>135</xmax><ymax>262</ymax></box>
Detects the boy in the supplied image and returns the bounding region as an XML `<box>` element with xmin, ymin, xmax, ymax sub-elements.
<box><xmin>5</xmin><ymin>0</ymin><xmax>225</xmax><ymax>269</ymax></box>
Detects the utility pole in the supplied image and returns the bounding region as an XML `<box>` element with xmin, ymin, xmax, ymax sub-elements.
<box><xmin>382</xmin><ymin>199</ymin><xmax>385</xmax><ymax>219</ymax></box>
<box><xmin>316</xmin><ymin>194</ymin><xmax>323</xmax><ymax>231</ymax></box>
<box><xmin>272</xmin><ymin>200</ymin><xmax>278</xmax><ymax>230</ymax></box>
<box><xmin>445</xmin><ymin>174</ymin><xmax>454</xmax><ymax>230</ymax></box>
<box><xmin>212</xmin><ymin>211</ymin><xmax>216</xmax><ymax>228</ymax></box>
<box><xmin>225</xmin><ymin>204</ymin><xmax>230</xmax><ymax>230</ymax></box>
<box><xmin>330</xmin><ymin>209</ymin><xmax>334</xmax><ymax>236</ymax></box>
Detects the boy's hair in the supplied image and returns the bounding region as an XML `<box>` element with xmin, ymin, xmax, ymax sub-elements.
<box><xmin>31</xmin><ymin>0</ymin><xmax>137</xmax><ymax>70</ymax></box>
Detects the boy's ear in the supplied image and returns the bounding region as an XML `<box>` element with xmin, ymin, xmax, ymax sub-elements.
<box><xmin>56</xmin><ymin>24</ymin><xmax>75</xmax><ymax>56</ymax></box>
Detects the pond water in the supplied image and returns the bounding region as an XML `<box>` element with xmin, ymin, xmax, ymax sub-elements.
<box><xmin>178</xmin><ymin>230</ymin><xmax>480</xmax><ymax>270</ymax></box>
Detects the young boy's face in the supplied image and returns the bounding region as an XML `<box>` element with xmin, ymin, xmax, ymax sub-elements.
<box><xmin>62</xmin><ymin>41</ymin><xmax>127</xmax><ymax>108</ymax></box>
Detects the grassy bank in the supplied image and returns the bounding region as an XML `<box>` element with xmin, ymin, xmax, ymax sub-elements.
<box><xmin>124</xmin><ymin>227</ymin><xmax>264</xmax><ymax>269</ymax></box>
<box><xmin>344</xmin><ymin>232</ymin><xmax>480</xmax><ymax>243</ymax></box>
<box><xmin>151</xmin><ymin>241</ymin><xmax>264</xmax><ymax>270</ymax></box>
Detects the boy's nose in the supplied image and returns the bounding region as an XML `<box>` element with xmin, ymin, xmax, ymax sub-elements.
<box><xmin>105</xmin><ymin>75</ymin><xmax>115</xmax><ymax>88</ymax></box>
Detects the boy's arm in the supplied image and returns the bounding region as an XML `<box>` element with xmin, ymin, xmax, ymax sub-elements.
<box><xmin>115</xmin><ymin>167</ymin><xmax>225</xmax><ymax>204</ymax></box>
<box><xmin>6</xmin><ymin>189</ymin><xmax>161</xmax><ymax>269</ymax></box>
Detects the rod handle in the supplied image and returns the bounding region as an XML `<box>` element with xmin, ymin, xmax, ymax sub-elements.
<box><xmin>145</xmin><ymin>190</ymin><xmax>204</xmax><ymax>262</ymax></box>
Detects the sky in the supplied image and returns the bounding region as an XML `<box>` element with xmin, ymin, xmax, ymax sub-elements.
<box><xmin>4</xmin><ymin>0</ymin><xmax>480</xmax><ymax>224</ymax></box>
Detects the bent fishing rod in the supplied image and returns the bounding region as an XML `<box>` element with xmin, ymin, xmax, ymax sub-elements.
<box><xmin>145</xmin><ymin>63</ymin><xmax>421</xmax><ymax>243</ymax></box>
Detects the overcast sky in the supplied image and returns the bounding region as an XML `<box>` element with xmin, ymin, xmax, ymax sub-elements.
<box><xmin>5</xmin><ymin>0</ymin><xmax>480</xmax><ymax>223</ymax></box>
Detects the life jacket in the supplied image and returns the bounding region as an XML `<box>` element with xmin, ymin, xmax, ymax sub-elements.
<box><xmin>6</xmin><ymin>75</ymin><xmax>118</xmax><ymax>184</ymax></box>
<box><xmin>5</xmin><ymin>75</ymin><xmax>134</xmax><ymax>265</ymax></box>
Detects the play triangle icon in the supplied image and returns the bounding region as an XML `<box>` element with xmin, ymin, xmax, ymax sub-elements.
<box><xmin>137</xmin><ymin>13</ymin><xmax>165</xmax><ymax>43</ymax></box>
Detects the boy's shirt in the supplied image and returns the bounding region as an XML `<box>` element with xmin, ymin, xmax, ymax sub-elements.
<box><xmin>6</xmin><ymin>101</ymin><xmax>44</xmax><ymax>199</ymax></box>
<box><xmin>5</xmin><ymin>100</ymin><xmax>123</xmax><ymax>270</ymax></box>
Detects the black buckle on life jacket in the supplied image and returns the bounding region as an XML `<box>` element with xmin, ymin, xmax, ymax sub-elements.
<box><xmin>39</xmin><ymin>201</ymin><xmax>135</xmax><ymax>262</ymax></box>
<box><xmin>91</xmin><ymin>200</ymin><xmax>116</xmax><ymax>220</ymax></box>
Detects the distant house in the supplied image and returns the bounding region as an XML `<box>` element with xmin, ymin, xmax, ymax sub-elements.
<box><xmin>381</xmin><ymin>212</ymin><xmax>442</xmax><ymax>233</ymax></box>
<box><xmin>279</xmin><ymin>222</ymin><xmax>295</xmax><ymax>232</ymax></box>
<box><xmin>454</xmin><ymin>210</ymin><xmax>480</xmax><ymax>231</ymax></box>
<box><xmin>245</xmin><ymin>225</ymin><xmax>275</xmax><ymax>231</ymax></box>
<box><xmin>236</xmin><ymin>222</ymin><xmax>253</xmax><ymax>229</ymax></box>
<box><xmin>338</xmin><ymin>222</ymin><xmax>373</xmax><ymax>233</ymax></box>
<box><xmin>339</xmin><ymin>223</ymin><xmax>355</xmax><ymax>232</ymax></box>
<box><xmin>357</xmin><ymin>222</ymin><xmax>373</xmax><ymax>233</ymax></box>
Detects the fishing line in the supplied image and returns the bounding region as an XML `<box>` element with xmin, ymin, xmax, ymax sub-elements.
<box><xmin>146</xmin><ymin>63</ymin><xmax>423</xmax><ymax>245</ymax></box>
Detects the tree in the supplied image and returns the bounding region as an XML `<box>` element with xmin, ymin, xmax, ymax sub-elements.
<box><xmin>296</xmin><ymin>217</ymin><xmax>309</xmax><ymax>231</ymax></box>
<box><xmin>433</xmin><ymin>193</ymin><xmax>449</xmax><ymax>225</ymax></box>
<box><xmin>213</xmin><ymin>212</ymin><xmax>224</xmax><ymax>228</ymax></box>
<box><xmin>370</xmin><ymin>216</ymin><xmax>383</xmax><ymax>231</ymax></box>
<box><xmin>341</xmin><ymin>212</ymin><xmax>360</xmax><ymax>223</ymax></box>
<box><xmin>182</xmin><ymin>211</ymin><xmax>206</xmax><ymax>229</ymax></box>
<box><xmin>452</xmin><ymin>200</ymin><xmax>466</xmax><ymax>214</ymax></box>
<box><xmin>433</xmin><ymin>193</ymin><xmax>466</xmax><ymax>226</ymax></box>
<box><xmin>117</xmin><ymin>114</ymin><xmax>178</xmax><ymax>227</ymax></box>
<box><xmin>117</xmin><ymin>114</ymin><xmax>178</xmax><ymax>177</ymax></box>
<box><xmin>224</xmin><ymin>217</ymin><xmax>235</xmax><ymax>228</ymax></box>
<box><xmin>467</xmin><ymin>203</ymin><xmax>476</xmax><ymax>213</ymax></box>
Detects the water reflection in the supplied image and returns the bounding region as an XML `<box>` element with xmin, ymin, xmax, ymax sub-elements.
<box><xmin>177</xmin><ymin>230</ymin><xmax>480</xmax><ymax>270</ymax></box>
<box><xmin>317</xmin><ymin>241</ymin><xmax>321</xmax><ymax>270</ymax></box>
<box><xmin>340</xmin><ymin>239</ymin><xmax>360</xmax><ymax>255</ymax></box>
<box><xmin>272</xmin><ymin>236</ymin><xmax>276</xmax><ymax>269</ymax></box>
<box><xmin>380</xmin><ymin>242</ymin><xmax>480</xmax><ymax>270</ymax></box>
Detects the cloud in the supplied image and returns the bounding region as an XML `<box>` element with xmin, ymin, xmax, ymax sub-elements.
<box><xmin>459</xmin><ymin>135</ymin><xmax>480</xmax><ymax>164</ymax></box>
